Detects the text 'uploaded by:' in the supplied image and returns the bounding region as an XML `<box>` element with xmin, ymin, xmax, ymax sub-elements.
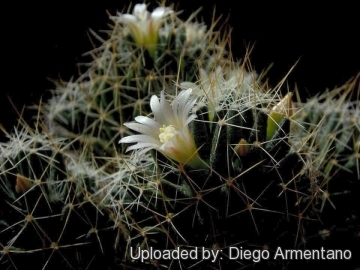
<box><xmin>130</xmin><ymin>247</ymin><xmax>220</xmax><ymax>263</ymax></box>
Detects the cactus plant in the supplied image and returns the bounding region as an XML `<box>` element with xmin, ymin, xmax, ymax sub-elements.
<box><xmin>1</xmin><ymin>2</ymin><xmax>359</xmax><ymax>270</ymax></box>
<box><xmin>41</xmin><ymin>3</ymin><xmax>228</xmax><ymax>161</ymax></box>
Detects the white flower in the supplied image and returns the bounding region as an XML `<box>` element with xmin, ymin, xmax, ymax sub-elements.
<box><xmin>112</xmin><ymin>3</ymin><xmax>173</xmax><ymax>57</ymax></box>
<box><xmin>119</xmin><ymin>89</ymin><xmax>207</xmax><ymax>169</ymax></box>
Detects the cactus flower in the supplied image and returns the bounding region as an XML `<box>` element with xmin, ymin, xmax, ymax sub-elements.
<box><xmin>113</xmin><ymin>3</ymin><xmax>173</xmax><ymax>58</ymax></box>
<box><xmin>119</xmin><ymin>89</ymin><xmax>207</xmax><ymax>169</ymax></box>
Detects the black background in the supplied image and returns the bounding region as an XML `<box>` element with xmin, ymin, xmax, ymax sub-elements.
<box><xmin>1</xmin><ymin>3</ymin><xmax>359</xmax><ymax>269</ymax></box>
<box><xmin>2</xmin><ymin>1</ymin><xmax>359</xmax><ymax>133</ymax></box>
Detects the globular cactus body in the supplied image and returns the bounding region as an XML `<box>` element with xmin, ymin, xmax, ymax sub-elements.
<box><xmin>1</xmin><ymin>2</ymin><xmax>359</xmax><ymax>270</ymax></box>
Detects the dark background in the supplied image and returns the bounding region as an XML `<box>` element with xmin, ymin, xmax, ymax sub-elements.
<box><xmin>2</xmin><ymin>1</ymin><xmax>359</xmax><ymax>133</ymax></box>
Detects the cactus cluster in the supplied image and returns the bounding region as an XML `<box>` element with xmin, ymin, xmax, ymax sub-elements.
<box><xmin>41</xmin><ymin>3</ymin><xmax>227</xmax><ymax>160</ymax></box>
<box><xmin>1</xmin><ymin>2</ymin><xmax>359</xmax><ymax>270</ymax></box>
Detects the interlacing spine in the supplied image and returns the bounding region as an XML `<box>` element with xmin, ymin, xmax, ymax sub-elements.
<box><xmin>1</xmin><ymin>3</ymin><xmax>359</xmax><ymax>270</ymax></box>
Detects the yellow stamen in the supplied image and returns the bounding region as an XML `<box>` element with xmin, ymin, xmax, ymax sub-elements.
<box><xmin>159</xmin><ymin>125</ymin><xmax>177</xmax><ymax>143</ymax></box>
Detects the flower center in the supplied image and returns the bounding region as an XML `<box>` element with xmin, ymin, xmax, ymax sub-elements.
<box><xmin>159</xmin><ymin>125</ymin><xmax>176</xmax><ymax>143</ymax></box>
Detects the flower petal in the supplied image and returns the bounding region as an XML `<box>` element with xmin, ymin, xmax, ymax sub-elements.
<box><xmin>183</xmin><ymin>98</ymin><xmax>197</xmax><ymax>125</ymax></box>
<box><xmin>138</xmin><ymin>147</ymin><xmax>155</xmax><ymax>156</ymax></box>
<box><xmin>119</xmin><ymin>134</ymin><xmax>159</xmax><ymax>144</ymax></box>
<box><xmin>150</xmin><ymin>93</ymin><xmax>167</xmax><ymax>124</ymax></box>
<box><xmin>184</xmin><ymin>114</ymin><xmax>197</xmax><ymax>127</ymax></box>
<box><xmin>134</xmin><ymin>3</ymin><xmax>149</xmax><ymax>21</ymax></box>
<box><xmin>134</xmin><ymin>116</ymin><xmax>161</xmax><ymax>130</ymax></box>
<box><xmin>177</xmin><ymin>88</ymin><xmax>192</xmax><ymax>118</ymax></box>
<box><xmin>119</xmin><ymin>14</ymin><xmax>137</xmax><ymax>23</ymax></box>
<box><xmin>160</xmin><ymin>91</ymin><xmax>175</xmax><ymax>125</ymax></box>
<box><xmin>126</xmin><ymin>142</ymin><xmax>159</xmax><ymax>152</ymax></box>
<box><xmin>151</xmin><ymin>7</ymin><xmax>173</xmax><ymax>19</ymax></box>
<box><xmin>124</xmin><ymin>122</ymin><xmax>158</xmax><ymax>138</ymax></box>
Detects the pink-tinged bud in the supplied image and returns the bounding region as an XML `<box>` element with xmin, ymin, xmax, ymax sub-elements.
<box><xmin>234</xmin><ymin>138</ymin><xmax>249</xmax><ymax>157</ymax></box>
<box><xmin>15</xmin><ymin>174</ymin><xmax>32</xmax><ymax>194</ymax></box>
